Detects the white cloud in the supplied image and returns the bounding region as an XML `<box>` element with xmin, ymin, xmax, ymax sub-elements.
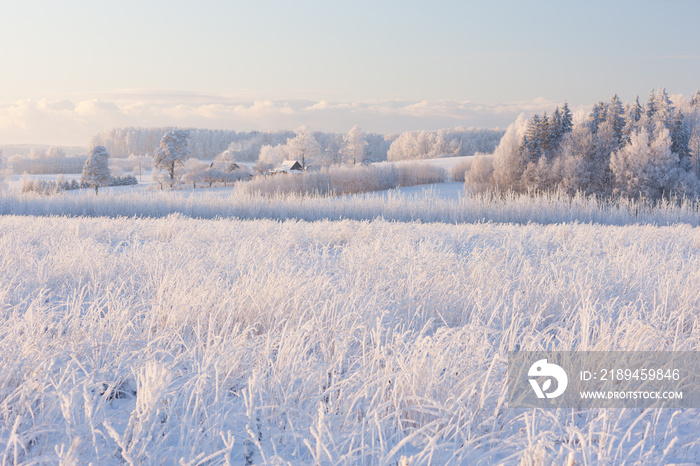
<box><xmin>0</xmin><ymin>95</ymin><xmax>573</xmax><ymax>145</ymax></box>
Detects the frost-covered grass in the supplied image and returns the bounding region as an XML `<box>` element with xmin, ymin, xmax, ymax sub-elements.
<box><xmin>1</xmin><ymin>215</ymin><xmax>699</xmax><ymax>464</ymax></box>
<box><xmin>2</xmin><ymin>188</ymin><xmax>700</xmax><ymax>226</ymax></box>
<box><xmin>238</xmin><ymin>163</ymin><xmax>447</xmax><ymax>197</ymax></box>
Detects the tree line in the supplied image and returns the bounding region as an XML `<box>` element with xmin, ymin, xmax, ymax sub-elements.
<box><xmin>469</xmin><ymin>89</ymin><xmax>700</xmax><ymax>200</ymax></box>
<box><xmin>89</xmin><ymin>126</ymin><xmax>503</xmax><ymax>165</ymax></box>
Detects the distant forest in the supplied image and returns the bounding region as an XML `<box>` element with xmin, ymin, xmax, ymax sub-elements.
<box><xmin>89</xmin><ymin>127</ymin><xmax>504</xmax><ymax>163</ymax></box>
<box><xmin>469</xmin><ymin>89</ymin><xmax>700</xmax><ymax>200</ymax></box>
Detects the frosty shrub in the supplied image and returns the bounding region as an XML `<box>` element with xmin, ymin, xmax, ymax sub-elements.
<box><xmin>110</xmin><ymin>175</ymin><xmax>138</xmax><ymax>187</ymax></box>
<box><xmin>180</xmin><ymin>159</ymin><xmax>251</xmax><ymax>189</ymax></box>
<box><xmin>237</xmin><ymin>163</ymin><xmax>446</xmax><ymax>196</ymax></box>
<box><xmin>182</xmin><ymin>160</ymin><xmax>209</xmax><ymax>188</ymax></box>
<box><xmin>448</xmin><ymin>155</ymin><xmax>483</xmax><ymax>182</ymax></box>
<box><xmin>464</xmin><ymin>153</ymin><xmax>494</xmax><ymax>193</ymax></box>
<box><xmin>21</xmin><ymin>176</ymin><xmax>137</xmax><ymax>195</ymax></box>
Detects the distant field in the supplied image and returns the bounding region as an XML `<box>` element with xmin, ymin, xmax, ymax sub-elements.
<box><xmin>1</xmin><ymin>215</ymin><xmax>699</xmax><ymax>463</ymax></box>
<box><xmin>5</xmin><ymin>156</ymin><xmax>473</xmax><ymax>195</ymax></box>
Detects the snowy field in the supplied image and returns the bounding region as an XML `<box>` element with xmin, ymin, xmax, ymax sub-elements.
<box><xmin>3</xmin><ymin>186</ymin><xmax>700</xmax><ymax>227</ymax></box>
<box><xmin>2</xmin><ymin>164</ymin><xmax>700</xmax><ymax>463</ymax></box>
<box><xmin>1</xmin><ymin>215</ymin><xmax>699</xmax><ymax>464</ymax></box>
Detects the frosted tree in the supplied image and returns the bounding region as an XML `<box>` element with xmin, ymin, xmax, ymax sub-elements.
<box><xmin>464</xmin><ymin>153</ymin><xmax>494</xmax><ymax>193</ymax></box>
<box><xmin>607</xmin><ymin>94</ymin><xmax>625</xmax><ymax>144</ymax></box>
<box><xmin>258</xmin><ymin>143</ymin><xmax>289</xmax><ymax>166</ymax></box>
<box><xmin>215</xmin><ymin>148</ymin><xmax>237</xmax><ymax>165</ymax></box>
<box><xmin>557</xmin><ymin>124</ymin><xmax>596</xmax><ymax>194</ymax></box>
<box><xmin>151</xmin><ymin>170</ymin><xmax>170</xmax><ymax>190</ymax></box>
<box><xmin>689</xmin><ymin>128</ymin><xmax>700</xmax><ymax>178</ymax></box>
<box><xmin>154</xmin><ymin>129</ymin><xmax>191</xmax><ymax>185</ymax></box>
<box><xmin>287</xmin><ymin>125</ymin><xmax>321</xmax><ymax>169</ymax></box>
<box><xmin>491</xmin><ymin>114</ymin><xmax>529</xmax><ymax>191</ymax></box>
<box><xmin>586</xmin><ymin>121</ymin><xmax>617</xmax><ymax>195</ymax></box>
<box><xmin>588</xmin><ymin>101</ymin><xmax>607</xmax><ymax>133</ymax></box>
<box><xmin>646</xmin><ymin>89</ymin><xmax>657</xmax><ymax>118</ymax></box>
<box><xmin>539</xmin><ymin>113</ymin><xmax>552</xmax><ymax>153</ymax></box>
<box><xmin>341</xmin><ymin>126</ymin><xmax>368</xmax><ymax>165</ymax></box>
<box><xmin>691</xmin><ymin>90</ymin><xmax>700</xmax><ymax>108</ymax></box>
<box><xmin>630</xmin><ymin>96</ymin><xmax>643</xmax><ymax>123</ymax></box>
<box><xmin>81</xmin><ymin>146</ymin><xmax>112</xmax><ymax>194</ymax></box>
<box><xmin>610</xmin><ymin>125</ymin><xmax>679</xmax><ymax>199</ymax></box>
<box><xmin>561</xmin><ymin>101</ymin><xmax>573</xmax><ymax>134</ymax></box>
<box><xmin>182</xmin><ymin>159</ymin><xmax>208</xmax><ymax>189</ymax></box>
<box><xmin>323</xmin><ymin>134</ymin><xmax>344</xmax><ymax>166</ymax></box>
<box><xmin>655</xmin><ymin>88</ymin><xmax>675</xmax><ymax>128</ymax></box>
<box><xmin>622</xmin><ymin>96</ymin><xmax>643</xmax><ymax>144</ymax></box>
<box><xmin>524</xmin><ymin>114</ymin><xmax>543</xmax><ymax>159</ymax></box>
<box><xmin>550</xmin><ymin>107</ymin><xmax>563</xmax><ymax>145</ymax></box>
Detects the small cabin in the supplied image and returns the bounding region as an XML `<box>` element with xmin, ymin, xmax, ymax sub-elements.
<box><xmin>270</xmin><ymin>160</ymin><xmax>303</xmax><ymax>174</ymax></box>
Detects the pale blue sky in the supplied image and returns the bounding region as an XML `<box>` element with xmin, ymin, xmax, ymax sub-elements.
<box><xmin>1</xmin><ymin>0</ymin><xmax>699</xmax><ymax>144</ymax></box>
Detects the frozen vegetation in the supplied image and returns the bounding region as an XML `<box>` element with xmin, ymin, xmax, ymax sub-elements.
<box><xmin>2</xmin><ymin>188</ymin><xmax>700</xmax><ymax>226</ymax></box>
<box><xmin>3</xmin><ymin>89</ymin><xmax>700</xmax><ymax>464</ymax></box>
<box><xmin>0</xmin><ymin>215</ymin><xmax>699</xmax><ymax>464</ymax></box>
<box><xmin>474</xmin><ymin>90</ymin><xmax>700</xmax><ymax>200</ymax></box>
<box><xmin>238</xmin><ymin>163</ymin><xmax>447</xmax><ymax>197</ymax></box>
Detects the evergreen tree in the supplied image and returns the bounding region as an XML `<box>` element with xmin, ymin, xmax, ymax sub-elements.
<box><xmin>646</xmin><ymin>89</ymin><xmax>657</xmax><ymax>118</ymax></box>
<box><xmin>655</xmin><ymin>88</ymin><xmax>675</xmax><ymax>130</ymax></box>
<box><xmin>689</xmin><ymin>128</ymin><xmax>700</xmax><ymax>178</ymax></box>
<box><xmin>607</xmin><ymin>94</ymin><xmax>625</xmax><ymax>145</ymax></box>
<box><xmin>670</xmin><ymin>109</ymin><xmax>690</xmax><ymax>161</ymax></box>
<box><xmin>691</xmin><ymin>90</ymin><xmax>700</xmax><ymax>108</ymax></box>
<box><xmin>592</xmin><ymin>121</ymin><xmax>617</xmax><ymax>194</ymax></box>
<box><xmin>589</xmin><ymin>101</ymin><xmax>607</xmax><ymax>133</ymax></box>
<box><xmin>550</xmin><ymin>107</ymin><xmax>563</xmax><ymax>146</ymax></box>
<box><xmin>561</xmin><ymin>101</ymin><xmax>573</xmax><ymax>134</ymax></box>
<box><xmin>540</xmin><ymin>112</ymin><xmax>552</xmax><ymax>153</ymax></box>
<box><xmin>525</xmin><ymin>114</ymin><xmax>542</xmax><ymax>160</ymax></box>
<box><xmin>629</xmin><ymin>96</ymin><xmax>643</xmax><ymax>123</ymax></box>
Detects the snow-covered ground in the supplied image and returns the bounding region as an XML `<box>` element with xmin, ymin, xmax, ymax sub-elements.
<box><xmin>6</xmin><ymin>157</ymin><xmax>472</xmax><ymax>198</ymax></box>
<box><xmin>373</xmin><ymin>182</ymin><xmax>466</xmax><ymax>200</ymax></box>
<box><xmin>1</xmin><ymin>215</ymin><xmax>698</xmax><ymax>464</ymax></box>
<box><xmin>2</xmin><ymin>159</ymin><xmax>700</xmax><ymax>464</ymax></box>
<box><xmin>375</xmin><ymin>154</ymin><xmax>474</xmax><ymax>170</ymax></box>
<box><xmin>3</xmin><ymin>184</ymin><xmax>700</xmax><ymax>226</ymax></box>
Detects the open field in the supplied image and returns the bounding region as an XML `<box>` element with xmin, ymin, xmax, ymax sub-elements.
<box><xmin>2</xmin><ymin>165</ymin><xmax>700</xmax><ymax>464</ymax></box>
<box><xmin>1</xmin><ymin>214</ymin><xmax>699</xmax><ymax>464</ymax></box>
<box><xmin>3</xmin><ymin>187</ymin><xmax>700</xmax><ymax>227</ymax></box>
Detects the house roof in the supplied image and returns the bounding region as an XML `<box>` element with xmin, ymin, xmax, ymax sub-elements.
<box><xmin>272</xmin><ymin>160</ymin><xmax>303</xmax><ymax>172</ymax></box>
